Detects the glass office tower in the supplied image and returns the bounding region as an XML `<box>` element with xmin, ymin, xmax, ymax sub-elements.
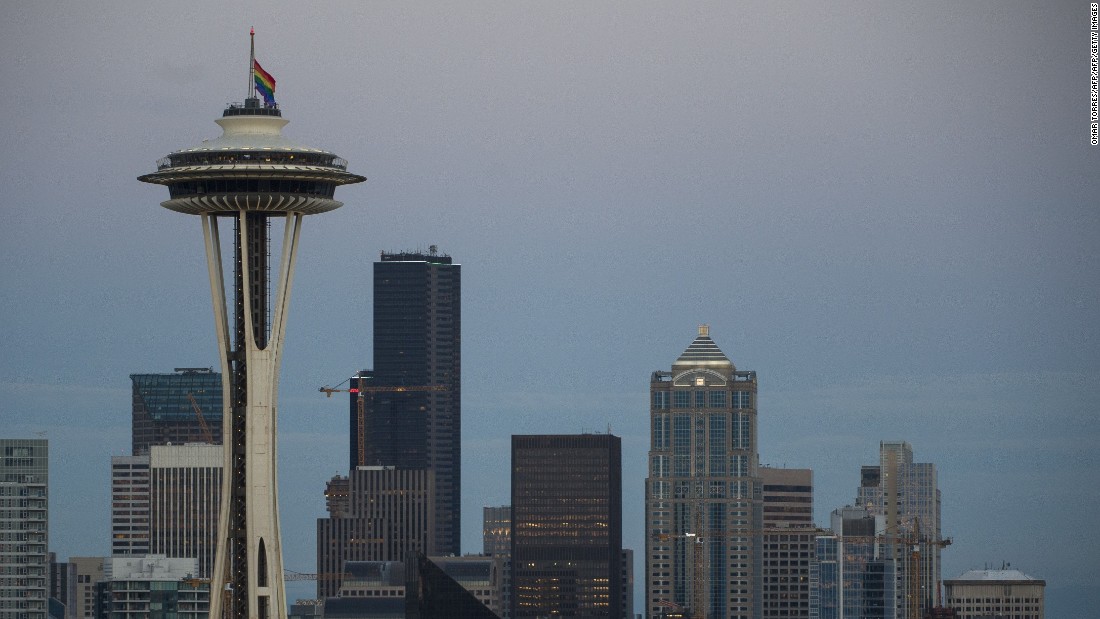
<box><xmin>131</xmin><ymin>368</ymin><xmax>222</xmax><ymax>455</ymax></box>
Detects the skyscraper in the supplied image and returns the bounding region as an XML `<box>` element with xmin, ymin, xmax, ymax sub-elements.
<box><xmin>760</xmin><ymin>467</ymin><xmax>816</xmax><ymax>619</ymax></box>
<box><xmin>352</xmin><ymin>249</ymin><xmax>461</xmax><ymax>555</ymax></box>
<box><xmin>511</xmin><ymin>434</ymin><xmax>622</xmax><ymax>619</ymax></box>
<box><xmin>855</xmin><ymin>442</ymin><xmax>941</xmax><ymax>617</ymax></box>
<box><xmin>110</xmin><ymin>445</ymin><xmax>223</xmax><ymax>578</ymax></box>
<box><xmin>130</xmin><ymin>368</ymin><xmax>222</xmax><ymax>455</ymax></box>
<box><xmin>111</xmin><ymin>455</ymin><xmax>151</xmax><ymax>557</ymax></box>
<box><xmin>149</xmin><ymin>444</ymin><xmax>222</xmax><ymax>578</ymax></box>
<box><xmin>138</xmin><ymin>32</ymin><xmax>365</xmax><ymax>619</ymax></box>
<box><xmin>645</xmin><ymin>326</ymin><xmax>763</xmax><ymax>619</ymax></box>
<box><xmin>809</xmin><ymin>506</ymin><xmax>897</xmax><ymax>619</ymax></box>
<box><xmin>0</xmin><ymin>439</ymin><xmax>48</xmax><ymax>619</ymax></box>
<box><xmin>316</xmin><ymin>467</ymin><xmax>437</xmax><ymax>599</ymax></box>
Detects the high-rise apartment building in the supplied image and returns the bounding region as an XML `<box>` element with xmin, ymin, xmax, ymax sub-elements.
<box><xmin>761</xmin><ymin>467</ymin><xmax>816</xmax><ymax>619</ymax></box>
<box><xmin>645</xmin><ymin>326</ymin><xmax>762</xmax><ymax>619</ymax></box>
<box><xmin>351</xmin><ymin>249</ymin><xmax>461</xmax><ymax>556</ymax></box>
<box><xmin>855</xmin><ymin>442</ymin><xmax>941</xmax><ymax>617</ymax></box>
<box><xmin>511</xmin><ymin>434</ymin><xmax>622</xmax><ymax>619</ymax></box>
<box><xmin>130</xmin><ymin>369</ymin><xmax>222</xmax><ymax>455</ymax></box>
<box><xmin>0</xmin><ymin>438</ymin><xmax>49</xmax><ymax>619</ymax></box>
<box><xmin>99</xmin><ymin>556</ymin><xmax>208</xmax><ymax>618</ymax></box>
<box><xmin>316</xmin><ymin>467</ymin><xmax>436</xmax><ymax>599</ymax></box>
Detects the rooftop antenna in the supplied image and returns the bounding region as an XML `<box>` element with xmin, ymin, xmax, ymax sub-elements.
<box><xmin>248</xmin><ymin>27</ymin><xmax>256</xmax><ymax>101</ymax></box>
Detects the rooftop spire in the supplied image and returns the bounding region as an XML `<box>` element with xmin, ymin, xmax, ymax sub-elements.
<box><xmin>248</xmin><ymin>27</ymin><xmax>255</xmax><ymax>101</ymax></box>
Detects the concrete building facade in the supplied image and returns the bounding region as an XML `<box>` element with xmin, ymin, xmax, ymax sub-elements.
<box><xmin>110</xmin><ymin>456</ymin><xmax>151</xmax><ymax>557</ymax></box>
<box><xmin>111</xmin><ymin>445</ymin><xmax>221</xmax><ymax>578</ymax></box>
<box><xmin>944</xmin><ymin>569</ymin><xmax>1044</xmax><ymax>619</ymax></box>
<box><xmin>760</xmin><ymin>466</ymin><xmax>816</xmax><ymax>619</ymax></box>
<box><xmin>148</xmin><ymin>444</ymin><xmax>222</xmax><ymax>578</ymax></box>
<box><xmin>316</xmin><ymin>467</ymin><xmax>436</xmax><ymax>599</ymax></box>
<box><xmin>69</xmin><ymin>557</ymin><xmax>104</xmax><ymax>619</ymax></box>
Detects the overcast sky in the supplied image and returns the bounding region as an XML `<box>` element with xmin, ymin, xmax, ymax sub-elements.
<box><xmin>1</xmin><ymin>2</ymin><xmax>1097</xmax><ymax>616</ymax></box>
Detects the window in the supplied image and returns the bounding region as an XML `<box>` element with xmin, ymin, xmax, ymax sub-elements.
<box><xmin>709</xmin><ymin>414</ymin><xmax>726</xmax><ymax>474</ymax></box>
<box><xmin>653</xmin><ymin>414</ymin><xmax>669</xmax><ymax>450</ymax></box>
<box><xmin>652</xmin><ymin>391</ymin><xmax>670</xmax><ymax>410</ymax></box>
<box><xmin>673</xmin><ymin>391</ymin><xmax>690</xmax><ymax>409</ymax></box>
<box><xmin>709</xmin><ymin>390</ymin><xmax>727</xmax><ymax>408</ymax></box>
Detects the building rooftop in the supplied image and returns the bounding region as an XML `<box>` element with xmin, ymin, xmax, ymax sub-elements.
<box><xmin>949</xmin><ymin>569</ymin><xmax>1043</xmax><ymax>583</ymax></box>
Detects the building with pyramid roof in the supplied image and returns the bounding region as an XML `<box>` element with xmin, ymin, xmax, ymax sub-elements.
<box><xmin>645</xmin><ymin>326</ymin><xmax>762</xmax><ymax>619</ymax></box>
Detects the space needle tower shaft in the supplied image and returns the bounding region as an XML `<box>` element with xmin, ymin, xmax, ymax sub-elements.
<box><xmin>139</xmin><ymin>33</ymin><xmax>365</xmax><ymax>619</ymax></box>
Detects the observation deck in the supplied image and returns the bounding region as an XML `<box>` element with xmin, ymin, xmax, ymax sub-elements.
<box><xmin>138</xmin><ymin>98</ymin><xmax>365</xmax><ymax>215</ymax></box>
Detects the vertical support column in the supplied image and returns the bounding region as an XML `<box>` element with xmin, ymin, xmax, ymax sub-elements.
<box><xmin>202</xmin><ymin>211</ymin><xmax>302</xmax><ymax>619</ymax></box>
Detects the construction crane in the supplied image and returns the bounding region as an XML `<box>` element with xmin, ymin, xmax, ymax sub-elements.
<box><xmin>319</xmin><ymin>376</ymin><xmax>445</xmax><ymax>466</ymax></box>
<box><xmin>186</xmin><ymin>392</ymin><xmax>215</xmax><ymax>444</ymax></box>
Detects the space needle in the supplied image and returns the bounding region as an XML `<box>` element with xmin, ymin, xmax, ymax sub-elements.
<box><xmin>139</xmin><ymin>31</ymin><xmax>365</xmax><ymax>619</ymax></box>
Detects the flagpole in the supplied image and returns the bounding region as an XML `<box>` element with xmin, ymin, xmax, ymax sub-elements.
<box><xmin>249</xmin><ymin>26</ymin><xmax>256</xmax><ymax>101</ymax></box>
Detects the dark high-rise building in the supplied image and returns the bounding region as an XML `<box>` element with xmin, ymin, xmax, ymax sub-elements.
<box><xmin>407</xmin><ymin>554</ymin><xmax>501</xmax><ymax>619</ymax></box>
<box><xmin>511</xmin><ymin>434</ymin><xmax>622</xmax><ymax>619</ymax></box>
<box><xmin>645</xmin><ymin>326</ymin><xmax>763</xmax><ymax>619</ymax></box>
<box><xmin>351</xmin><ymin>249</ymin><xmax>461</xmax><ymax>555</ymax></box>
<box><xmin>130</xmin><ymin>368</ymin><xmax>222</xmax><ymax>455</ymax></box>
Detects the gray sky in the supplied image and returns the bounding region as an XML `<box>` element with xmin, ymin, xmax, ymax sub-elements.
<box><xmin>1</xmin><ymin>2</ymin><xmax>1097</xmax><ymax>615</ymax></box>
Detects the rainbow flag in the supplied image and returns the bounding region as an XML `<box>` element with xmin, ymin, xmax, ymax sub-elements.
<box><xmin>253</xmin><ymin>59</ymin><xmax>276</xmax><ymax>105</ymax></box>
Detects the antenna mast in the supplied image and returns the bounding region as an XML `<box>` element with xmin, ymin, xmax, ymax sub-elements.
<box><xmin>248</xmin><ymin>27</ymin><xmax>256</xmax><ymax>100</ymax></box>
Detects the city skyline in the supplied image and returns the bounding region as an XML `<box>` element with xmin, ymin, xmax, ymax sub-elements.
<box><xmin>0</xmin><ymin>3</ymin><xmax>1096</xmax><ymax>618</ymax></box>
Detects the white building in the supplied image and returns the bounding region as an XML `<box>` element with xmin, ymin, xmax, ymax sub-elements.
<box><xmin>944</xmin><ymin>569</ymin><xmax>1045</xmax><ymax>619</ymax></box>
<box><xmin>101</xmin><ymin>556</ymin><xmax>208</xmax><ymax>619</ymax></box>
<box><xmin>0</xmin><ymin>439</ymin><xmax>48</xmax><ymax>619</ymax></box>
